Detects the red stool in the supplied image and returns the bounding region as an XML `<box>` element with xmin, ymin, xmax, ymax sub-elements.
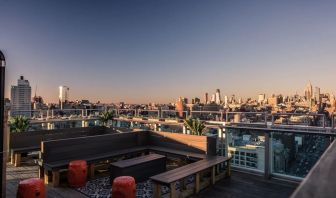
<box><xmin>67</xmin><ymin>160</ymin><xmax>87</xmax><ymax>188</ymax></box>
<box><xmin>17</xmin><ymin>178</ymin><xmax>45</xmax><ymax>198</ymax></box>
<box><xmin>112</xmin><ymin>176</ymin><xmax>136</xmax><ymax>198</ymax></box>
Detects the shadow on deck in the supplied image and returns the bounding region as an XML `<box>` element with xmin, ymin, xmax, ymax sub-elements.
<box><xmin>193</xmin><ymin>171</ymin><xmax>298</xmax><ymax>198</ymax></box>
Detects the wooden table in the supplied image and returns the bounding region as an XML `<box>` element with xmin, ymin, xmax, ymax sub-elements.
<box><xmin>110</xmin><ymin>153</ymin><xmax>166</xmax><ymax>182</ymax></box>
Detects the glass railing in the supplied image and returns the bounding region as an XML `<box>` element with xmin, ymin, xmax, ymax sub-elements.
<box><xmin>226</xmin><ymin>112</ymin><xmax>268</xmax><ymax>125</ymax></box>
<box><xmin>226</xmin><ymin>127</ymin><xmax>265</xmax><ymax>172</ymax></box>
<box><xmin>270</xmin><ymin>132</ymin><xmax>332</xmax><ymax>178</ymax></box>
<box><xmin>271</xmin><ymin>113</ymin><xmax>327</xmax><ymax>128</ymax></box>
<box><xmin>190</xmin><ymin>111</ymin><xmax>223</xmax><ymax>121</ymax></box>
<box><xmin>224</xmin><ymin>126</ymin><xmax>335</xmax><ymax>180</ymax></box>
<box><xmin>137</xmin><ymin>110</ymin><xmax>160</xmax><ymax>119</ymax></box>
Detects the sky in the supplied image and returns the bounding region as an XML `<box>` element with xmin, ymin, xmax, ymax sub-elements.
<box><xmin>1</xmin><ymin>0</ymin><xmax>336</xmax><ymax>104</ymax></box>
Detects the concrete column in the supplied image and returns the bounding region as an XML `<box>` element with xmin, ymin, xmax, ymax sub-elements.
<box><xmin>51</xmin><ymin>110</ymin><xmax>54</xmax><ymax>118</ymax></box>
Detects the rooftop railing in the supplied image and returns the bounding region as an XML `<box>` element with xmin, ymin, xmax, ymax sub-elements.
<box><xmin>8</xmin><ymin>109</ymin><xmax>336</xmax><ymax>132</ymax></box>
<box><xmin>220</xmin><ymin>125</ymin><xmax>336</xmax><ymax>181</ymax></box>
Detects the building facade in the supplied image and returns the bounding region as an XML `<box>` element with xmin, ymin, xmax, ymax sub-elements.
<box><xmin>59</xmin><ymin>85</ymin><xmax>70</xmax><ymax>109</ymax></box>
<box><xmin>10</xmin><ymin>76</ymin><xmax>31</xmax><ymax>117</ymax></box>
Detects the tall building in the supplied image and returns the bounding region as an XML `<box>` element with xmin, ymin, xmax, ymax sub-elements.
<box><xmin>215</xmin><ymin>89</ymin><xmax>221</xmax><ymax>104</ymax></box>
<box><xmin>204</xmin><ymin>93</ymin><xmax>209</xmax><ymax>104</ymax></box>
<box><xmin>304</xmin><ymin>82</ymin><xmax>313</xmax><ymax>101</ymax></box>
<box><xmin>59</xmin><ymin>86</ymin><xmax>70</xmax><ymax>109</ymax></box>
<box><xmin>315</xmin><ymin>87</ymin><xmax>321</xmax><ymax>103</ymax></box>
<box><xmin>224</xmin><ymin>95</ymin><xmax>228</xmax><ymax>106</ymax></box>
<box><xmin>10</xmin><ymin>76</ymin><xmax>32</xmax><ymax>117</ymax></box>
<box><xmin>210</xmin><ymin>94</ymin><xmax>216</xmax><ymax>103</ymax></box>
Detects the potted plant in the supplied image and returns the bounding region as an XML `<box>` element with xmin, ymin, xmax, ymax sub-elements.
<box><xmin>98</xmin><ymin>111</ymin><xmax>114</xmax><ymax>127</ymax></box>
<box><xmin>9</xmin><ymin>115</ymin><xmax>30</xmax><ymax>132</ymax></box>
<box><xmin>183</xmin><ymin>118</ymin><xmax>206</xmax><ymax>136</ymax></box>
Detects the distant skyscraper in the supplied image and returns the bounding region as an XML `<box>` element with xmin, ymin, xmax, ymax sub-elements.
<box><xmin>204</xmin><ymin>93</ymin><xmax>209</xmax><ymax>104</ymax></box>
<box><xmin>215</xmin><ymin>89</ymin><xmax>221</xmax><ymax>104</ymax></box>
<box><xmin>304</xmin><ymin>82</ymin><xmax>313</xmax><ymax>101</ymax></box>
<box><xmin>315</xmin><ymin>87</ymin><xmax>321</xmax><ymax>103</ymax></box>
<box><xmin>10</xmin><ymin>76</ymin><xmax>32</xmax><ymax>117</ymax></box>
<box><xmin>210</xmin><ymin>94</ymin><xmax>216</xmax><ymax>103</ymax></box>
<box><xmin>224</xmin><ymin>96</ymin><xmax>228</xmax><ymax>106</ymax></box>
<box><xmin>59</xmin><ymin>86</ymin><xmax>70</xmax><ymax>109</ymax></box>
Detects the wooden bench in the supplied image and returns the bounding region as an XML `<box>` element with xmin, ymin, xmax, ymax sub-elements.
<box><xmin>110</xmin><ymin>154</ymin><xmax>166</xmax><ymax>182</ymax></box>
<box><xmin>40</xmin><ymin>132</ymin><xmax>147</xmax><ymax>187</ymax></box>
<box><xmin>10</xmin><ymin>126</ymin><xmax>114</xmax><ymax>167</ymax></box>
<box><xmin>150</xmin><ymin>156</ymin><xmax>231</xmax><ymax>198</ymax></box>
<box><xmin>39</xmin><ymin>130</ymin><xmax>218</xmax><ymax>187</ymax></box>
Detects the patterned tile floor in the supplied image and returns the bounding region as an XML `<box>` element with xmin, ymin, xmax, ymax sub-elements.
<box><xmin>76</xmin><ymin>176</ymin><xmax>196</xmax><ymax>198</ymax></box>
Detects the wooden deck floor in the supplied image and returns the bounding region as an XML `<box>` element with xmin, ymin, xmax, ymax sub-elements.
<box><xmin>193</xmin><ymin>171</ymin><xmax>299</xmax><ymax>198</ymax></box>
<box><xmin>6</xmin><ymin>161</ymin><xmax>298</xmax><ymax>198</ymax></box>
<box><xmin>6</xmin><ymin>162</ymin><xmax>86</xmax><ymax>198</ymax></box>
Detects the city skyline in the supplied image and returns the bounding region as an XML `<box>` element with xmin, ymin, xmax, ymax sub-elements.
<box><xmin>1</xmin><ymin>1</ymin><xmax>336</xmax><ymax>103</ymax></box>
<box><xmin>6</xmin><ymin>75</ymin><xmax>333</xmax><ymax>105</ymax></box>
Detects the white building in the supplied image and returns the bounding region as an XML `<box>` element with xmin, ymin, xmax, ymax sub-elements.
<box><xmin>258</xmin><ymin>94</ymin><xmax>266</xmax><ymax>104</ymax></box>
<box><xmin>10</xmin><ymin>76</ymin><xmax>31</xmax><ymax>117</ymax></box>
<box><xmin>59</xmin><ymin>86</ymin><xmax>70</xmax><ymax>109</ymax></box>
<box><xmin>215</xmin><ymin>89</ymin><xmax>221</xmax><ymax>104</ymax></box>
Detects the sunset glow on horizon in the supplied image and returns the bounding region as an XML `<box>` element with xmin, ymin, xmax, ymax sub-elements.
<box><xmin>1</xmin><ymin>0</ymin><xmax>336</xmax><ymax>103</ymax></box>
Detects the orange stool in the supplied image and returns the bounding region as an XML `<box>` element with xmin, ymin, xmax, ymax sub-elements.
<box><xmin>17</xmin><ymin>178</ymin><xmax>45</xmax><ymax>198</ymax></box>
<box><xmin>67</xmin><ymin>160</ymin><xmax>87</xmax><ymax>188</ymax></box>
<box><xmin>112</xmin><ymin>176</ymin><xmax>136</xmax><ymax>198</ymax></box>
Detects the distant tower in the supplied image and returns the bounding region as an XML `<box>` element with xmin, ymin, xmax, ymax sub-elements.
<box><xmin>304</xmin><ymin>82</ymin><xmax>313</xmax><ymax>101</ymax></box>
<box><xmin>205</xmin><ymin>93</ymin><xmax>209</xmax><ymax>104</ymax></box>
<box><xmin>10</xmin><ymin>76</ymin><xmax>32</xmax><ymax>117</ymax></box>
<box><xmin>59</xmin><ymin>86</ymin><xmax>70</xmax><ymax>109</ymax></box>
<box><xmin>215</xmin><ymin>89</ymin><xmax>221</xmax><ymax>104</ymax></box>
<box><xmin>315</xmin><ymin>87</ymin><xmax>321</xmax><ymax>103</ymax></box>
<box><xmin>211</xmin><ymin>94</ymin><xmax>216</xmax><ymax>103</ymax></box>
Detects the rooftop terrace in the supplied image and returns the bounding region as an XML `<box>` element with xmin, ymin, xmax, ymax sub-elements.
<box><xmin>4</xmin><ymin>113</ymin><xmax>336</xmax><ymax>198</ymax></box>
<box><xmin>6</xmin><ymin>161</ymin><xmax>298</xmax><ymax>198</ymax></box>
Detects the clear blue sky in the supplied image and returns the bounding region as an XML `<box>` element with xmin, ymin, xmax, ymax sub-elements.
<box><xmin>1</xmin><ymin>0</ymin><xmax>336</xmax><ymax>103</ymax></box>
